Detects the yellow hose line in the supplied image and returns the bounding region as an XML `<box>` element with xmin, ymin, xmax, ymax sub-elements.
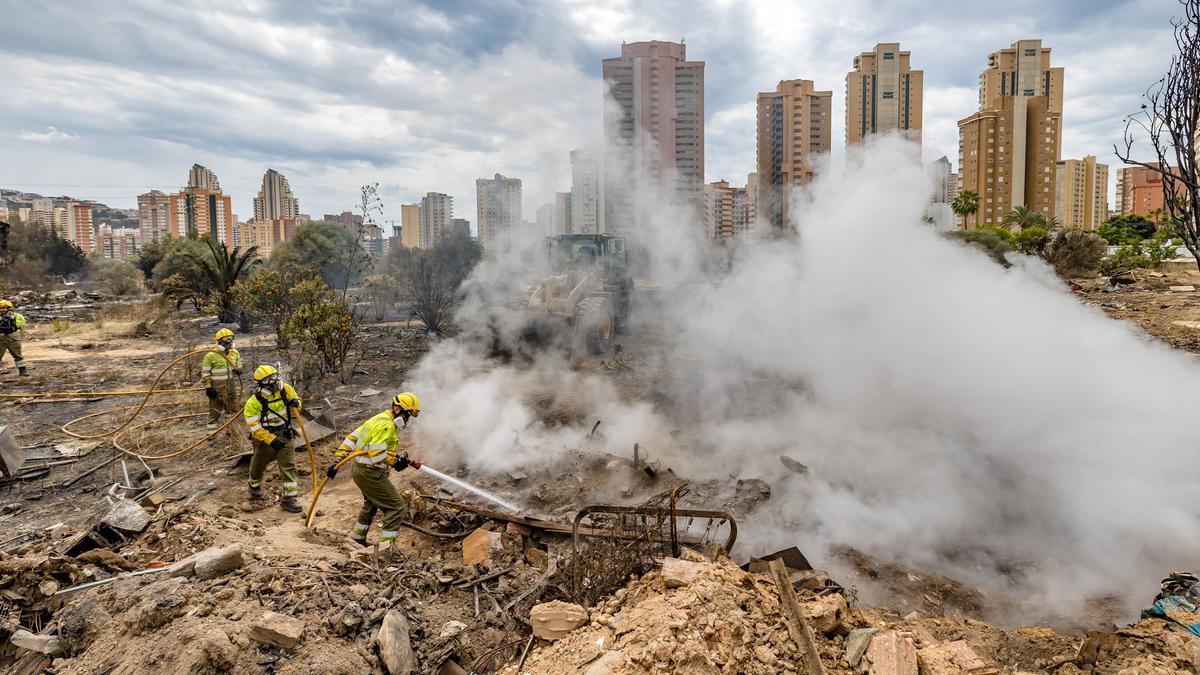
<box><xmin>112</xmin><ymin>411</ymin><xmax>241</xmax><ymax>461</ymax></box>
<box><xmin>0</xmin><ymin>387</ymin><xmax>202</xmax><ymax>399</ymax></box>
<box><xmin>60</xmin><ymin>349</ymin><xmax>230</xmax><ymax>441</ymax></box>
<box><xmin>305</xmin><ymin>451</ymin><xmax>367</xmax><ymax>528</ymax></box>
<box><xmin>294</xmin><ymin>412</ymin><xmax>319</xmax><ymax>498</ymax></box>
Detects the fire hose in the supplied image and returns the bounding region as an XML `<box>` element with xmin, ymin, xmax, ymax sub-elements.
<box><xmin>4</xmin><ymin>348</ymin><xmax>319</xmax><ymax>488</ymax></box>
<box><xmin>304</xmin><ymin>449</ymin><xmax>427</xmax><ymax>528</ymax></box>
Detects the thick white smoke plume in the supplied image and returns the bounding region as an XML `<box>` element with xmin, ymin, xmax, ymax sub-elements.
<box><xmin>409</xmin><ymin>136</ymin><xmax>1200</xmax><ymax>619</ymax></box>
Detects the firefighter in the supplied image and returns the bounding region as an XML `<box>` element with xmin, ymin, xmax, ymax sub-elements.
<box><xmin>202</xmin><ymin>329</ymin><xmax>242</xmax><ymax>430</ymax></box>
<box><xmin>0</xmin><ymin>300</ymin><xmax>28</xmax><ymax>376</ymax></box>
<box><xmin>326</xmin><ymin>393</ymin><xmax>422</xmax><ymax>546</ymax></box>
<box><xmin>243</xmin><ymin>365</ymin><xmax>303</xmax><ymax>512</ymax></box>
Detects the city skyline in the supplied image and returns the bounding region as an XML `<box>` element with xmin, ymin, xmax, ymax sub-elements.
<box><xmin>0</xmin><ymin>1</ymin><xmax>1179</xmax><ymax>223</ymax></box>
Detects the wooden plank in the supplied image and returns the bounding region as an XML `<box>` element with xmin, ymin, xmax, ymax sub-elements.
<box><xmin>769</xmin><ymin>558</ymin><xmax>826</xmax><ymax>675</ymax></box>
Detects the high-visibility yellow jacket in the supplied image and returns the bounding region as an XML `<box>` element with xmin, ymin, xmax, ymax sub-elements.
<box><xmin>243</xmin><ymin>384</ymin><xmax>301</xmax><ymax>444</ymax></box>
<box><xmin>201</xmin><ymin>349</ymin><xmax>240</xmax><ymax>387</ymax></box>
<box><xmin>0</xmin><ymin>312</ymin><xmax>25</xmax><ymax>335</ymax></box>
<box><xmin>335</xmin><ymin>410</ymin><xmax>401</xmax><ymax>467</ymax></box>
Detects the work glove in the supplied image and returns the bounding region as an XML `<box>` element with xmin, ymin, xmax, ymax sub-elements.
<box><xmin>326</xmin><ymin>463</ymin><xmax>338</xmax><ymax>479</ymax></box>
<box><xmin>234</xmin><ymin>367</ymin><xmax>244</xmax><ymax>375</ymax></box>
<box><xmin>285</xmin><ymin>398</ymin><xmax>300</xmax><ymax>409</ymax></box>
<box><xmin>204</xmin><ymin>387</ymin><xmax>217</xmax><ymax>399</ymax></box>
<box><xmin>392</xmin><ymin>455</ymin><xmax>410</xmax><ymax>472</ymax></box>
<box><xmin>269</xmin><ymin>437</ymin><xmax>287</xmax><ymax>451</ymax></box>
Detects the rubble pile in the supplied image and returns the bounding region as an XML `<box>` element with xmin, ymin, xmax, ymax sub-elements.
<box><xmin>506</xmin><ymin>554</ymin><xmax>1200</xmax><ymax>675</ymax></box>
<box><xmin>507</xmin><ymin>554</ymin><xmax>852</xmax><ymax>675</ymax></box>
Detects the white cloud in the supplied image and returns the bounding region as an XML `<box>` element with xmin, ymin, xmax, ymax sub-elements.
<box><xmin>18</xmin><ymin>126</ymin><xmax>79</xmax><ymax>143</ymax></box>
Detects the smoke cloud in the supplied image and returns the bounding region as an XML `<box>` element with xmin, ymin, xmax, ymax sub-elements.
<box><xmin>408</xmin><ymin>136</ymin><xmax>1200</xmax><ymax>620</ymax></box>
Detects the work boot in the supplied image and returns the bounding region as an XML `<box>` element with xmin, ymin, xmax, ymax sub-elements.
<box><xmin>17</xmin><ymin>367</ymin><xmax>28</xmax><ymax>377</ymax></box>
<box><xmin>350</xmin><ymin>537</ymin><xmax>369</xmax><ymax>548</ymax></box>
<box><xmin>280</xmin><ymin>496</ymin><xmax>303</xmax><ymax>513</ymax></box>
<box><xmin>205</xmin><ymin>421</ymin><xmax>218</xmax><ymax>430</ymax></box>
<box><xmin>248</xmin><ymin>483</ymin><xmax>264</xmax><ymax>499</ymax></box>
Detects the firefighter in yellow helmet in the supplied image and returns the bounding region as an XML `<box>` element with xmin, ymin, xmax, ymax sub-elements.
<box><xmin>0</xmin><ymin>300</ymin><xmax>29</xmax><ymax>377</ymax></box>
<box><xmin>326</xmin><ymin>392</ymin><xmax>422</xmax><ymax>546</ymax></box>
<box><xmin>202</xmin><ymin>329</ymin><xmax>242</xmax><ymax>430</ymax></box>
<box><xmin>243</xmin><ymin>365</ymin><xmax>303</xmax><ymax>512</ymax></box>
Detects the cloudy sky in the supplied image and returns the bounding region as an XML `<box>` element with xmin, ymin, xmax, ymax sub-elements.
<box><xmin>0</xmin><ymin>0</ymin><xmax>1179</xmax><ymax>226</ymax></box>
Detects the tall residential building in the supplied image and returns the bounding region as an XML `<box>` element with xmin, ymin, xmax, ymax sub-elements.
<box><xmin>602</xmin><ymin>40</ymin><xmax>704</xmax><ymax>231</ymax></box>
<box><xmin>169</xmin><ymin>190</ymin><xmax>235</xmax><ymax>248</ymax></box>
<box><xmin>929</xmin><ymin>156</ymin><xmax>954</xmax><ymax>203</ymax></box>
<box><xmin>1055</xmin><ymin>156</ymin><xmax>1109</xmax><ymax>230</ymax></box>
<box><xmin>756</xmin><ymin>79</ymin><xmax>833</xmax><ymax>231</ymax></box>
<box><xmin>420</xmin><ymin>192</ymin><xmax>452</xmax><ymax>249</ymax></box>
<box><xmin>957</xmin><ymin>39</ymin><xmax>1064</xmax><ymax>228</ymax></box>
<box><xmin>99</xmin><ymin>225</ymin><xmax>140</xmax><ymax>260</ymax></box>
<box><xmin>31</xmin><ymin>198</ymin><xmax>54</xmax><ymax>230</ymax></box>
<box><xmin>704</xmin><ymin>180</ymin><xmax>756</xmax><ymax>240</ymax></box>
<box><xmin>65</xmin><ymin>202</ymin><xmax>94</xmax><ymax>252</ymax></box>
<box><xmin>400</xmin><ymin>203</ymin><xmax>421</xmax><ymax>249</ymax></box>
<box><xmin>1115</xmin><ymin>164</ymin><xmax>1181</xmax><ymax>216</ymax></box>
<box><xmin>846</xmin><ymin>42</ymin><xmax>923</xmax><ymax>147</ymax></box>
<box><xmin>476</xmin><ymin>173</ymin><xmax>522</xmax><ymax>246</ymax></box>
<box><xmin>451</xmin><ymin>218</ymin><xmax>471</xmax><ymax>239</ymax></box>
<box><xmin>536</xmin><ymin>203</ymin><xmax>553</xmax><ymax>236</ymax></box>
<box><xmin>553</xmin><ymin>192</ymin><xmax>572</xmax><ymax>235</ymax></box>
<box><xmin>137</xmin><ymin>190</ymin><xmax>171</xmax><ymax>243</ymax></box>
<box><xmin>253</xmin><ymin>169</ymin><xmax>300</xmax><ymax>222</ymax></box>
<box><xmin>570</xmin><ymin>148</ymin><xmax>603</xmax><ymax>234</ymax></box>
<box><xmin>188</xmin><ymin>164</ymin><xmax>221</xmax><ymax>191</ymax></box>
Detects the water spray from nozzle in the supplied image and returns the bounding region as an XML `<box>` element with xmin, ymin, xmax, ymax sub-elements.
<box><xmin>417</xmin><ymin>463</ymin><xmax>522</xmax><ymax>512</ymax></box>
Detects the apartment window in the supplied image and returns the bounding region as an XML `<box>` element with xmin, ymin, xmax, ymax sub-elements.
<box><xmin>988</xmin><ymin>128</ymin><xmax>994</xmax><ymax>133</ymax></box>
<box><xmin>883</xmin><ymin>52</ymin><xmax>895</xmax><ymax>59</ymax></box>
<box><xmin>1024</xmin><ymin>48</ymin><xmax>1037</xmax><ymax>56</ymax></box>
<box><xmin>1023</xmin><ymin>89</ymin><xmax>1035</xmax><ymax>96</ymax></box>
<box><xmin>881</xmin><ymin>91</ymin><xmax>894</xmax><ymax>99</ymax></box>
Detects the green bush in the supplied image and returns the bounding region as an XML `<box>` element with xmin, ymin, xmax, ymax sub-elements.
<box><xmin>1044</xmin><ymin>230</ymin><xmax>1107</xmax><ymax>278</ymax></box>
<box><xmin>945</xmin><ymin>229</ymin><xmax>1013</xmax><ymax>267</ymax></box>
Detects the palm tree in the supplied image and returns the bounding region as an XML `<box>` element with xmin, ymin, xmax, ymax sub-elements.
<box><xmin>1002</xmin><ymin>205</ymin><xmax>1045</xmax><ymax>232</ymax></box>
<box><xmin>186</xmin><ymin>236</ymin><xmax>261</xmax><ymax>323</ymax></box>
<box><xmin>951</xmin><ymin>190</ymin><xmax>980</xmax><ymax>225</ymax></box>
<box><xmin>1042</xmin><ymin>215</ymin><xmax>1061</xmax><ymax>230</ymax></box>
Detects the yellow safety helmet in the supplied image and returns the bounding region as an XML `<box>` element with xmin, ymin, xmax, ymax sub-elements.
<box><xmin>253</xmin><ymin>365</ymin><xmax>279</xmax><ymax>383</ymax></box>
<box><xmin>0</xmin><ymin>300</ymin><xmax>12</xmax><ymax>310</ymax></box>
<box><xmin>393</xmin><ymin>392</ymin><xmax>419</xmax><ymax>415</ymax></box>
<box><xmin>214</xmin><ymin>328</ymin><xmax>235</xmax><ymax>342</ymax></box>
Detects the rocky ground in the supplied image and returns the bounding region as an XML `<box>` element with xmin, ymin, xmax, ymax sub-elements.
<box><xmin>1</xmin><ymin>276</ymin><xmax>1200</xmax><ymax>673</ymax></box>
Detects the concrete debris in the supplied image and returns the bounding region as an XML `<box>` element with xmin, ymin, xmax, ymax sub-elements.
<box><xmin>171</xmin><ymin>543</ymin><xmax>245</xmax><ymax>580</ymax></box>
<box><xmin>250</xmin><ymin>610</ymin><xmax>305</xmax><ymax>650</ymax></box>
<box><xmin>376</xmin><ymin>609</ymin><xmax>417</xmax><ymax>674</ymax></box>
<box><xmin>100</xmin><ymin>498</ymin><xmax>151</xmax><ymax>533</ymax></box>
<box><xmin>660</xmin><ymin>556</ymin><xmax>707</xmax><ymax>588</ymax></box>
<box><xmin>529</xmin><ymin>601</ymin><xmax>588</xmax><ymax>640</ymax></box>
<box><xmin>439</xmin><ymin>620</ymin><xmax>468</xmax><ymax>639</ymax></box>
<box><xmin>863</xmin><ymin>630</ymin><xmax>918</xmax><ymax>675</ymax></box>
<box><xmin>1169</xmin><ymin>285</ymin><xmax>1197</xmax><ymax>292</ymax></box>
<box><xmin>917</xmin><ymin>640</ymin><xmax>997</xmax><ymax>674</ymax></box>
<box><xmin>461</xmin><ymin>528</ymin><xmax>503</xmax><ymax>566</ymax></box>
<box><xmin>10</xmin><ymin>629</ymin><xmax>62</xmax><ymax>655</ymax></box>
<box><xmin>582</xmin><ymin>650</ymin><xmax>629</xmax><ymax>674</ymax></box>
<box><xmin>846</xmin><ymin>628</ymin><xmax>880</xmax><ymax>667</ymax></box>
<box><xmin>802</xmin><ymin>592</ymin><xmax>848</xmax><ymax>635</ymax></box>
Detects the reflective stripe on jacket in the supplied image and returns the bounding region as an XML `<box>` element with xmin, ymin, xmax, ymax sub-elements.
<box><xmin>201</xmin><ymin>349</ymin><xmax>240</xmax><ymax>385</ymax></box>
<box><xmin>335</xmin><ymin>410</ymin><xmax>399</xmax><ymax>466</ymax></box>
<box><xmin>243</xmin><ymin>384</ymin><xmax>301</xmax><ymax>444</ymax></box>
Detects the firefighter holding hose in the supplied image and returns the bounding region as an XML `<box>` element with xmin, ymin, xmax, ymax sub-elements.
<box><xmin>202</xmin><ymin>329</ymin><xmax>242</xmax><ymax>430</ymax></box>
<box><xmin>0</xmin><ymin>300</ymin><xmax>29</xmax><ymax>377</ymax></box>
<box><xmin>243</xmin><ymin>365</ymin><xmax>303</xmax><ymax>512</ymax></box>
<box><xmin>326</xmin><ymin>392</ymin><xmax>423</xmax><ymax>546</ymax></box>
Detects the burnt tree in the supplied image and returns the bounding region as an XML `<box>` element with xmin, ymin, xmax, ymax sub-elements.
<box><xmin>1116</xmin><ymin>0</ymin><xmax>1200</xmax><ymax>270</ymax></box>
